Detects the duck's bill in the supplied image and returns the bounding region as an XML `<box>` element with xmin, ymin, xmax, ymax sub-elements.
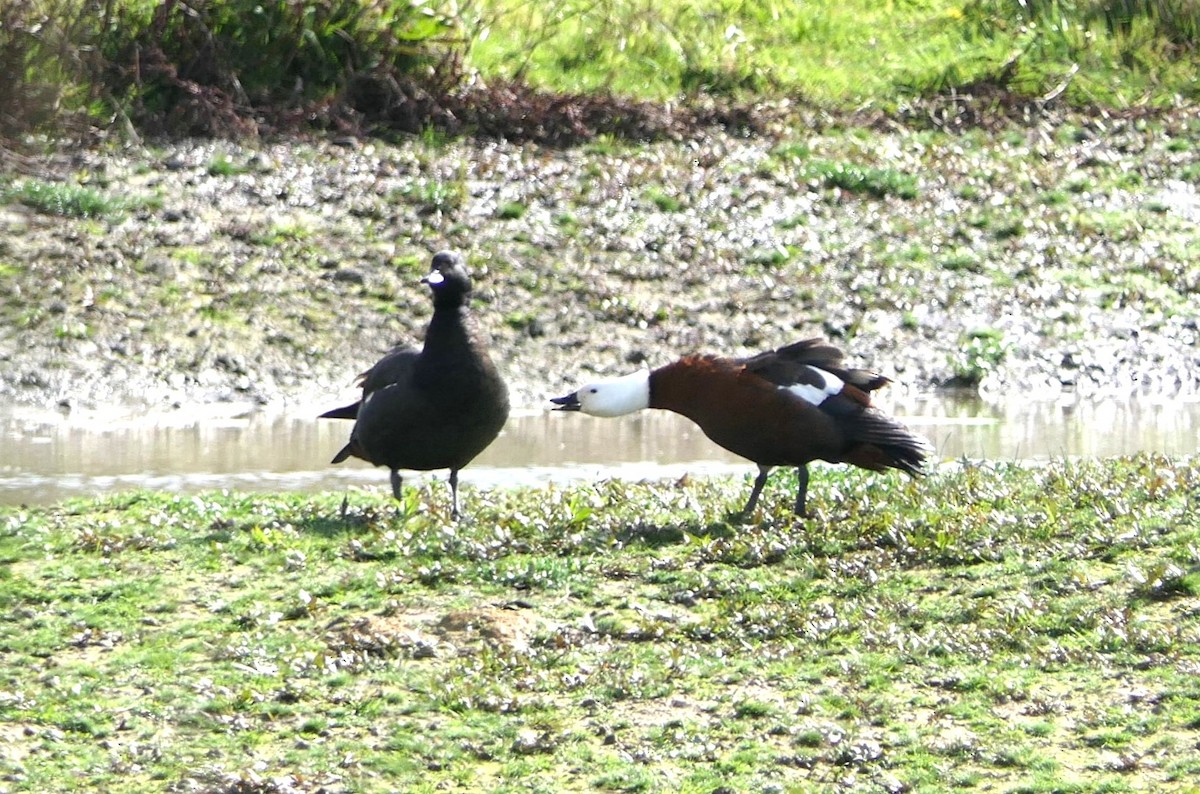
<box><xmin>421</xmin><ymin>270</ymin><xmax>445</xmax><ymax>286</ymax></box>
<box><xmin>550</xmin><ymin>392</ymin><xmax>581</xmax><ymax>411</ymax></box>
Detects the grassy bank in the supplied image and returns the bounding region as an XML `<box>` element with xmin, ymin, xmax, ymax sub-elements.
<box><xmin>3</xmin><ymin>0</ymin><xmax>1199</xmax><ymax>141</ymax></box>
<box><xmin>2</xmin><ymin>456</ymin><xmax>1199</xmax><ymax>791</ymax></box>
<box><xmin>465</xmin><ymin>0</ymin><xmax>1200</xmax><ymax>107</ymax></box>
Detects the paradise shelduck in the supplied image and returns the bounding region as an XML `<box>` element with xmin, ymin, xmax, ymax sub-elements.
<box><xmin>321</xmin><ymin>250</ymin><xmax>510</xmax><ymax>518</ymax></box>
<box><xmin>551</xmin><ymin>338</ymin><xmax>932</xmax><ymax>517</ymax></box>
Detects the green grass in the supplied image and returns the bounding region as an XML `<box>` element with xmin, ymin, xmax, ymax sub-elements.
<box><xmin>496</xmin><ymin>200</ymin><xmax>528</xmax><ymax>220</ymax></box>
<box><xmin>395</xmin><ymin>180</ymin><xmax>466</xmax><ymax>215</ymax></box>
<box><xmin>466</xmin><ymin>0</ymin><xmax>1200</xmax><ymax>107</ymax></box>
<box><xmin>252</xmin><ymin>221</ymin><xmax>314</xmax><ymax>247</ymax></box>
<box><xmin>2</xmin><ymin>456</ymin><xmax>1199</xmax><ymax>791</ymax></box>
<box><xmin>804</xmin><ymin>158</ymin><xmax>920</xmax><ymax>199</ymax></box>
<box><xmin>645</xmin><ymin>187</ymin><xmax>683</xmax><ymax>212</ymax></box>
<box><xmin>206</xmin><ymin>153</ymin><xmax>252</xmax><ymax>176</ymax></box>
<box><xmin>950</xmin><ymin>327</ymin><xmax>1009</xmax><ymax>385</ymax></box>
<box><xmin>4</xmin><ymin>0</ymin><xmax>1200</xmax><ymax>141</ymax></box>
<box><xmin>0</xmin><ymin>179</ymin><xmax>135</xmax><ymax>219</ymax></box>
<box><xmin>466</xmin><ymin>0</ymin><xmax>982</xmax><ymax>102</ymax></box>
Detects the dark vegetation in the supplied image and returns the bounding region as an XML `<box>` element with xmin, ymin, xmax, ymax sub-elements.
<box><xmin>0</xmin><ymin>0</ymin><xmax>763</xmax><ymax>144</ymax></box>
<box><xmin>2</xmin><ymin>0</ymin><xmax>1199</xmax><ymax>147</ymax></box>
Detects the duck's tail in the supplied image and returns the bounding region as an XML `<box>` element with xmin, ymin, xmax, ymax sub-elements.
<box><xmin>329</xmin><ymin>439</ymin><xmax>365</xmax><ymax>465</ymax></box>
<box><xmin>320</xmin><ymin>402</ymin><xmax>359</xmax><ymax>420</ymax></box>
<box><xmin>842</xmin><ymin>409</ymin><xmax>933</xmax><ymax>477</ymax></box>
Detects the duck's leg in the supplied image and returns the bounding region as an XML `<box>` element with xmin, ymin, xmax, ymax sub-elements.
<box><xmin>448</xmin><ymin>469</ymin><xmax>461</xmax><ymax>520</ymax></box>
<box><xmin>740</xmin><ymin>465</ymin><xmax>773</xmax><ymax>516</ymax></box>
<box><xmin>793</xmin><ymin>465</ymin><xmax>811</xmax><ymax>517</ymax></box>
<box><xmin>390</xmin><ymin>469</ymin><xmax>404</xmax><ymax>502</ymax></box>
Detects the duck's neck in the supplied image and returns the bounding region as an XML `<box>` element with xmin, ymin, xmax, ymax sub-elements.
<box><xmin>647</xmin><ymin>356</ymin><xmax>727</xmax><ymax>424</ymax></box>
<box><xmin>423</xmin><ymin>305</ymin><xmax>474</xmax><ymax>358</ymax></box>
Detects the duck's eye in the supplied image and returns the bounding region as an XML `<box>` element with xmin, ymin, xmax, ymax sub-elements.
<box><xmin>588</xmin><ymin>388</ymin><xmax>598</xmax><ymax>394</ymax></box>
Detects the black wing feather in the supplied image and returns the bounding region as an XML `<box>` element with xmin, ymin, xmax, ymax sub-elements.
<box><xmin>741</xmin><ymin>338</ymin><xmax>890</xmax><ymax>393</ymax></box>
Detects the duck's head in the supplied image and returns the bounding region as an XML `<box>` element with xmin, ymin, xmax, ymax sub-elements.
<box><xmin>422</xmin><ymin>250</ymin><xmax>473</xmax><ymax>304</ymax></box>
<box><xmin>550</xmin><ymin>369</ymin><xmax>651</xmax><ymax>417</ymax></box>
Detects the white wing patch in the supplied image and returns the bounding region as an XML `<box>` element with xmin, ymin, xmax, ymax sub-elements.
<box><xmin>783</xmin><ymin>366</ymin><xmax>844</xmax><ymax>406</ymax></box>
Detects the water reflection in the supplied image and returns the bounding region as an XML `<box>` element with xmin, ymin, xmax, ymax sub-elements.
<box><xmin>1</xmin><ymin>395</ymin><xmax>1196</xmax><ymax>506</ymax></box>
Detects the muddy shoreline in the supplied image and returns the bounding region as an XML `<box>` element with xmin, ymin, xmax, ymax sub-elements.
<box><xmin>2</xmin><ymin>112</ymin><xmax>1198</xmax><ymax>417</ymax></box>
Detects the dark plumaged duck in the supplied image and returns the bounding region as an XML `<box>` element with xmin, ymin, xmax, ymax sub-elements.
<box><xmin>321</xmin><ymin>250</ymin><xmax>509</xmax><ymax>518</ymax></box>
<box><xmin>551</xmin><ymin>338</ymin><xmax>932</xmax><ymax>517</ymax></box>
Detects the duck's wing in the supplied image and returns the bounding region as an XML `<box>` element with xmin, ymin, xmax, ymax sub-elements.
<box><xmin>356</xmin><ymin>346</ymin><xmax>421</xmax><ymax>396</ymax></box>
<box><xmin>741</xmin><ymin>338</ymin><xmax>891</xmax><ymax>396</ymax></box>
<box><xmin>738</xmin><ymin>339</ymin><xmax>884</xmax><ymax>422</ymax></box>
<box><xmin>319</xmin><ymin>346</ymin><xmax>420</xmax><ymax>421</ymax></box>
<box><xmin>742</xmin><ymin>339</ymin><xmax>930</xmax><ymax>474</ymax></box>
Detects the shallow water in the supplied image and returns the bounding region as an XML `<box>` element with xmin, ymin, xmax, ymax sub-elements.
<box><xmin>1</xmin><ymin>395</ymin><xmax>1197</xmax><ymax>506</ymax></box>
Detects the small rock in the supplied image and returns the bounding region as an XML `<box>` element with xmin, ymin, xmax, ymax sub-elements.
<box><xmin>143</xmin><ymin>255</ymin><xmax>178</xmax><ymax>279</ymax></box>
<box><xmin>511</xmin><ymin>729</ymin><xmax>556</xmax><ymax>755</ymax></box>
<box><xmin>331</xmin><ymin>268</ymin><xmax>366</xmax><ymax>285</ymax></box>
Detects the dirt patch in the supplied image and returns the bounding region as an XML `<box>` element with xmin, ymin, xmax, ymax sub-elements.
<box><xmin>326</xmin><ymin>604</ymin><xmax>546</xmax><ymax>659</ymax></box>
<box><xmin>0</xmin><ymin>721</ymin><xmax>35</xmax><ymax>767</ymax></box>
